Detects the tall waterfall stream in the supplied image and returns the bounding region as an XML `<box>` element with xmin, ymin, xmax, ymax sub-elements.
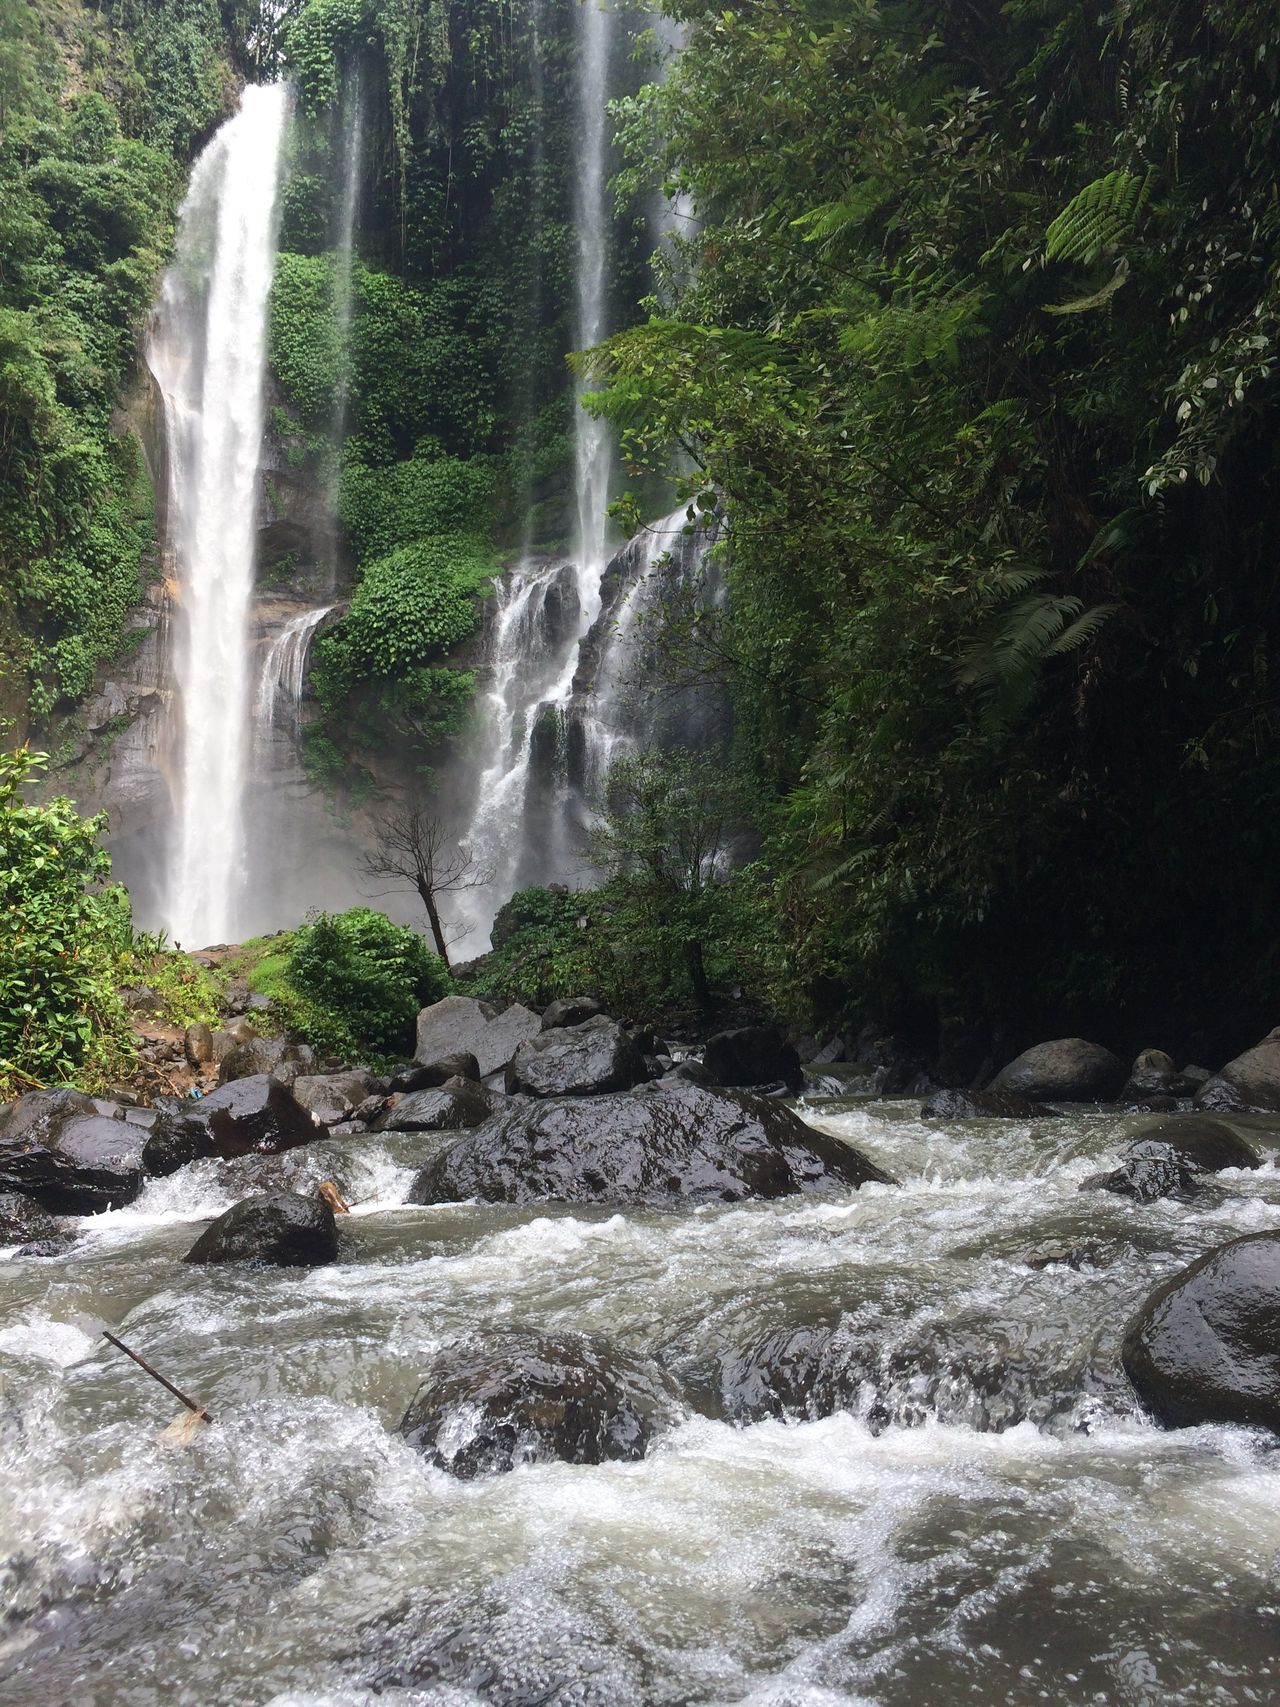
<box><xmin>3</xmin><ymin>1091</ymin><xmax>1279</xmax><ymax>1703</ymax></box>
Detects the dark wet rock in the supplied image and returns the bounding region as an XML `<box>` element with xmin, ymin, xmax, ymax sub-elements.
<box><xmin>1021</xmin><ymin>1242</ymin><xmax>1110</xmax><ymax>1271</ymax></box>
<box><xmin>505</xmin><ymin>1015</ymin><xmax>646</xmax><ymax>1098</ymax></box>
<box><xmin>920</xmin><ymin>1087</ymin><xmax>1053</xmax><ymax>1120</ymax></box>
<box><xmin>15</xmin><ymin>1231</ymin><xmax>80</xmax><ymax>1258</ymax></box>
<box><xmin>1081</xmin><ymin>1150</ymin><xmax>1205</xmax><ymax>1203</ymax></box>
<box><xmin>414</xmin><ymin>995</ymin><xmax>542</xmax><ymax>1077</ymax></box>
<box><xmin>1122</xmin><ymin>1231</ymin><xmax>1280</xmax><ymax>1430</ymax></box>
<box><xmin>991</xmin><ymin>1038</ymin><xmax>1127</xmax><ymax>1102</ymax></box>
<box><xmin>373</xmin><ymin>1077</ymin><xmax>496</xmax><ymax>1133</ymax></box>
<box><xmin>1180</xmin><ymin>1064</ymin><xmax>1212</xmax><ymax>1090</ymax></box>
<box><xmin>0</xmin><ymin>1192</ymin><xmax>63</xmax><ymax>1247</ymax></box>
<box><xmin>183</xmin><ymin>1189</ymin><xmax>338</xmax><ymax>1267</ymax></box>
<box><xmin>703</xmin><ymin>1025</ymin><xmax>803</xmax><ymax>1094</ymax></box>
<box><xmin>812</xmin><ymin>1036</ymin><xmax>846</xmax><ymax>1066</ymax></box>
<box><xmin>217</xmin><ymin>1034</ymin><xmax>313</xmax><ymax>1086</ymax></box>
<box><xmin>183</xmin><ymin>1023</ymin><xmax>215</xmax><ymax>1067</ymax></box>
<box><xmin>1128</xmin><ymin>1116</ymin><xmax>1260</xmax><ymax>1174</ymax></box>
<box><xmin>389</xmin><ymin>1052</ymin><xmax>481</xmax><ymax>1092</ymax></box>
<box><xmin>1122</xmin><ymin>1048</ymin><xmax>1181</xmax><ymax>1100</ymax></box>
<box><xmin>540</xmin><ymin>996</ymin><xmax>605</xmax><ymax>1032</ymax></box>
<box><xmin>290</xmin><ymin>1071</ymin><xmax>373</xmax><ymax>1126</ymax></box>
<box><xmin>1126</xmin><ymin>1095</ymin><xmax>1180</xmax><ymax>1114</ymax></box>
<box><xmin>0</xmin><ymin>1100</ymin><xmax>149</xmax><ymax>1214</ymax></box>
<box><xmin>661</xmin><ymin>1060</ymin><xmax>715</xmax><ymax>1087</ymax></box>
<box><xmin>408</xmin><ymin>1079</ymin><xmax>895</xmax><ymax>1208</ymax></box>
<box><xmin>718</xmin><ymin>1323</ymin><xmax>860</xmax><ymax>1423</ymax></box>
<box><xmin>1195</xmin><ymin>1036</ymin><xmax>1280</xmax><ymax>1113</ymax></box>
<box><xmin>398</xmin><ymin>1330</ymin><xmax>686</xmax><ymax>1477</ymax></box>
<box><xmin>179</xmin><ymin>1075</ymin><xmax>318</xmax><ymax>1160</ymax></box>
<box><xmin>351</xmin><ymin>1094</ymin><xmax>387</xmax><ymax>1126</ymax></box>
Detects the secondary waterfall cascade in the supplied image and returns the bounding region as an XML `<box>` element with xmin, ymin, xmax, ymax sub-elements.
<box><xmin>147</xmin><ymin>83</ymin><xmax>289</xmax><ymax>949</ymax></box>
<box><xmin>253</xmin><ymin>607</ymin><xmax>335</xmax><ymax>750</ymax></box>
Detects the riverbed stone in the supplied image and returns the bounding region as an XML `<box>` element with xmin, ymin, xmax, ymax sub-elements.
<box><xmin>389</xmin><ymin>1052</ymin><xmax>481</xmax><ymax>1092</ymax></box>
<box><xmin>1128</xmin><ymin>1116</ymin><xmax>1260</xmax><ymax>1173</ymax></box>
<box><xmin>0</xmin><ymin>1192</ymin><xmax>64</xmax><ymax>1247</ymax></box>
<box><xmin>290</xmin><ymin>1071</ymin><xmax>374</xmax><ymax>1126</ymax></box>
<box><xmin>398</xmin><ymin>1330</ymin><xmax>686</xmax><ymax>1477</ymax></box>
<box><xmin>1122</xmin><ymin>1048</ymin><xmax>1181</xmax><ymax>1100</ymax></box>
<box><xmin>920</xmin><ymin>1087</ymin><xmax>1053</xmax><ymax>1120</ymax></box>
<box><xmin>408</xmin><ymin>1079</ymin><xmax>895</xmax><ymax>1208</ymax></box>
<box><xmin>505</xmin><ymin>1015</ymin><xmax>646</xmax><ymax>1097</ymax></box>
<box><xmin>413</xmin><ymin>996</ymin><xmax>542</xmax><ymax>1077</ymax></box>
<box><xmin>990</xmin><ymin>1038</ymin><xmax>1127</xmax><ymax>1101</ymax></box>
<box><xmin>1122</xmin><ymin>1231</ymin><xmax>1280</xmax><ymax>1430</ymax></box>
<box><xmin>183</xmin><ymin>1074</ymin><xmax>318</xmax><ymax>1159</ymax></box>
<box><xmin>183</xmin><ymin>1189</ymin><xmax>338</xmax><ymax>1267</ymax></box>
<box><xmin>1081</xmin><ymin>1149</ymin><xmax>1206</xmax><ymax>1203</ymax></box>
<box><xmin>1194</xmin><ymin>1035</ymin><xmax>1280</xmax><ymax>1113</ymax></box>
<box><xmin>0</xmin><ymin>1108</ymin><xmax>148</xmax><ymax>1214</ymax></box>
<box><xmin>372</xmin><ymin>1077</ymin><xmax>495</xmax><ymax>1133</ymax></box>
<box><xmin>703</xmin><ymin>1025</ymin><xmax>803</xmax><ymax>1094</ymax></box>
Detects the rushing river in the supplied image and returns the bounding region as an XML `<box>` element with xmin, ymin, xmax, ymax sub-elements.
<box><xmin>3</xmin><ymin>1091</ymin><xmax>1280</xmax><ymax>1706</ymax></box>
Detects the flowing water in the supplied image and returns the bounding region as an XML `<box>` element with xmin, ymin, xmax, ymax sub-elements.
<box><xmin>253</xmin><ymin>607</ymin><xmax>335</xmax><ymax>751</ymax></box>
<box><xmin>147</xmin><ymin>84</ymin><xmax>289</xmax><ymax>949</ymax></box>
<box><xmin>3</xmin><ymin>1095</ymin><xmax>1280</xmax><ymax>1706</ymax></box>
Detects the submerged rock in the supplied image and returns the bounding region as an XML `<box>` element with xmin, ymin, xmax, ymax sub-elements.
<box><xmin>414</xmin><ymin>995</ymin><xmax>541</xmax><ymax>1077</ymax></box>
<box><xmin>0</xmin><ymin>1093</ymin><xmax>149</xmax><ymax>1213</ymax></box>
<box><xmin>920</xmin><ymin>1087</ymin><xmax>1053</xmax><ymax>1120</ymax></box>
<box><xmin>505</xmin><ymin>1015</ymin><xmax>646</xmax><ymax>1097</ymax></box>
<box><xmin>373</xmin><ymin>1077</ymin><xmax>496</xmax><ymax>1133</ymax></box>
<box><xmin>718</xmin><ymin>1323</ymin><xmax>860</xmax><ymax>1423</ymax></box>
<box><xmin>1081</xmin><ymin>1149</ymin><xmax>1205</xmax><ymax>1203</ymax></box>
<box><xmin>1122</xmin><ymin>1231</ymin><xmax>1280</xmax><ymax>1430</ymax></box>
<box><xmin>991</xmin><ymin>1038</ymin><xmax>1127</xmax><ymax>1102</ymax></box>
<box><xmin>389</xmin><ymin>1052</ymin><xmax>481</xmax><ymax>1092</ymax></box>
<box><xmin>398</xmin><ymin>1330</ymin><xmax>686</xmax><ymax>1477</ymax></box>
<box><xmin>1128</xmin><ymin>1116</ymin><xmax>1260</xmax><ymax>1173</ymax></box>
<box><xmin>1194</xmin><ymin>1034</ymin><xmax>1280</xmax><ymax>1113</ymax></box>
<box><xmin>703</xmin><ymin>1025</ymin><xmax>803</xmax><ymax>1094</ymax></box>
<box><xmin>183</xmin><ymin>1189</ymin><xmax>338</xmax><ymax>1267</ymax></box>
<box><xmin>408</xmin><ymin>1079</ymin><xmax>894</xmax><ymax>1208</ymax></box>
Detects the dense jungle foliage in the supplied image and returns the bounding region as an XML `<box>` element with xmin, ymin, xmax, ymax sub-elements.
<box><xmin>584</xmin><ymin>0</ymin><xmax>1280</xmax><ymax>1056</ymax></box>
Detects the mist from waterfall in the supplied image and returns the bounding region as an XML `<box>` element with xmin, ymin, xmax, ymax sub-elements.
<box><xmin>147</xmin><ymin>83</ymin><xmax>289</xmax><ymax>950</ymax></box>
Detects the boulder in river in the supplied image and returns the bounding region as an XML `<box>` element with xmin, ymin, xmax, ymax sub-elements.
<box><xmin>181</xmin><ymin>1075</ymin><xmax>318</xmax><ymax>1160</ymax></box>
<box><xmin>1122</xmin><ymin>1048</ymin><xmax>1182</xmax><ymax>1100</ymax></box>
<box><xmin>0</xmin><ymin>1191</ymin><xmax>65</xmax><ymax>1248</ymax></box>
<box><xmin>540</xmin><ymin>996</ymin><xmax>605</xmax><ymax>1031</ymax></box>
<box><xmin>1122</xmin><ymin>1231</ymin><xmax>1280</xmax><ymax>1430</ymax></box>
<box><xmin>1194</xmin><ymin>1034</ymin><xmax>1280</xmax><ymax>1113</ymax></box>
<box><xmin>1081</xmin><ymin>1149</ymin><xmax>1205</xmax><ymax>1203</ymax></box>
<box><xmin>389</xmin><ymin>1052</ymin><xmax>481</xmax><ymax>1092</ymax></box>
<box><xmin>990</xmin><ymin>1038</ymin><xmax>1127</xmax><ymax>1102</ymax></box>
<box><xmin>373</xmin><ymin>1076</ymin><xmax>496</xmax><ymax>1133</ymax></box>
<box><xmin>290</xmin><ymin>1071</ymin><xmax>374</xmax><ymax>1127</ymax></box>
<box><xmin>0</xmin><ymin>1090</ymin><xmax>149</xmax><ymax>1213</ymax></box>
<box><xmin>414</xmin><ymin>995</ymin><xmax>541</xmax><ymax>1077</ymax></box>
<box><xmin>703</xmin><ymin>1025</ymin><xmax>803</xmax><ymax>1094</ymax></box>
<box><xmin>1080</xmin><ymin>1117</ymin><xmax>1259</xmax><ymax>1204</ymax></box>
<box><xmin>398</xmin><ymin>1330</ymin><xmax>686</xmax><ymax>1477</ymax></box>
<box><xmin>217</xmin><ymin>1034</ymin><xmax>313</xmax><ymax>1087</ymax></box>
<box><xmin>505</xmin><ymin>1015</ymin><xmax>646</xmax><ymax>1097</ymax></box>
<box><xmin>183</xmin><ymin>1189</ymin><xmax>338</xmax><ymax>1267</ymax></box>
<box><xmin>920</xmin><ymin>1087</ymin><xmax>1053</xmax><ymax>1120</ymax></box>
<box><xmin>717</xmin><ymin>1323</ymin><xmax>862</xmax><ymax>1424</ymax></box>
<box><xmin>408</xmin><ymin>1079</ymin><xmax>894</xmax><ymax>1208</ymax></box>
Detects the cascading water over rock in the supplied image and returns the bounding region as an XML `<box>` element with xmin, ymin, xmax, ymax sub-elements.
<box><xmin>147</xmin><ymin>84</ymin><xmax>288</xmax><ymax>949</ymax></box>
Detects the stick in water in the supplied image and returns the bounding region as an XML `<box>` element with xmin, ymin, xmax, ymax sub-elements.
<box><xmin>102</xmin><ymin>1330</ymin><xmax>215</xmax><ymax>1424</ymax></box>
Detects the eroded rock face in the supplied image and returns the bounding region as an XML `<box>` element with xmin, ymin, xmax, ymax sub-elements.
<box><xmin>703</xmin><ymin>1026</ymin><xmax>803</xmax><ymax>1093</ymax></box>
<box><xmin>920</xmin><ymin>1088</ymin><xmax>1053</xmax><ymax>1120</ymax></box>
<box><xmin>373</xmin><ymin>1077</ymin><xmax>496</xmax><ymax>1133</ymax></box>
<box><xmin>414</xmin><ymin>996</ymin><xmax>542</xmax><ymax>1077</ymax></box>
<box><xmin>991</xmin><ymin>1038</ymin><xmax>1127</xmax><ymax>1102</ymax></box>
<box><xmin>0</xmin><ymin>1094</ymin><xmax>149</xmax><ymax>1213</ymax></box>
<box><xmin>398</xmin><ymin>1331</ymin><xmax>686</xmax><ymax>1477</ymax></box>
<box><xmin>408</xmin><ymin>1079</ymin><xmax>895</xmax><ymax>1208</ymax></box>
<box><xmin>1122</xmin><ymin>1231</ymin><xmax>1280</xmax><ymax>1430</ymax></box>
<box><xmin>1195</xmin><ymin>1036</ymin><xmax>1280</xmax><ymax>1113</ymax></box>
<box><xmin>183</xmin><ymin>1189</ymin><xmax>338</xmax><ymax>1267</ymax></box>
<box><xmin>505</xmin><ymin>1016</ymin><xmax>646</xmax><ymax>1098</ymax></box>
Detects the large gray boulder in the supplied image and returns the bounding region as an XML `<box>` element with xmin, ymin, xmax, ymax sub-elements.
<box><xmin>1123</xmin><ymin>1231</ymin><xmax>1280</xmax><ymax>1430</ymax></box>
<box><xmin>0</xmin><ymin>1090</ymin><xmax>150</xmax><ymax>1213</ymax></box>
<box><xmin>183</xmin><ymin>1190</ymin><xmax>338</xmax><ymax>1267</ymax></box>
<box><xmin>413</xmin><ymin>996</ymin><xmax>541</xmax><ymax>1077</ymax></box>
<box><xmin>990</xmin><ymin>1038</ymin><xmax>1127</xmax><ymax>1102</ymax></box>
<box><xmin>372</xmin><ymin>1076</ymin><xmax>496</xmax><ymax>1133</ymax></box>
<box><xmin>399</xmin><ymin>1331</ymin><xmax>686</xmax><ymax>1477</ymax></box>
<box><xmin>505</xmin><ymin>1015</ymin><xmax>646</xmax><ymax>1098</ymax></box>
<box><xmin>290</xmin><ymin>1071</ymin><xmax>374</xmax><ymax>1126</ymax></box>
<box><xmin>1194</xmin><ymin>1033</ymin><xmax>1280</xmax><ymax>1113</ymax></box>
<box><xmin>408</xmin><ymin>1079</ymin><xmax>894</xmax><ymax>1209</ymax></box>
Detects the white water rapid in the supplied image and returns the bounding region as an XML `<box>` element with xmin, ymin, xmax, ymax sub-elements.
<box><xmin>148</xmin><ymin>84</ymin><xmax>288</xmax><ymax>950</ymax></box>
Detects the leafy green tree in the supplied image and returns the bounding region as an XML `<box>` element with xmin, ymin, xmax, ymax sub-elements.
<box><xmin>284</xmin><ymin>905</ymin><xmax>450</xmax><ymax>1059</ymax></box>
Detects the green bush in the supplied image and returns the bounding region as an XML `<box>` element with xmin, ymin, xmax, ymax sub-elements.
<box><xmin>469</xmin><ymin>886</ymin><xmax>598</xmax><ymax>1010</ymax></box>
<box><xmin>339</xmin><ymin>455</ymin><xmax>496</xmax><ymax>563</ymax></box>
<box><xmin>284</xmin><ymin>906</ymin><xmax>450</xmax><ymax>1059</ymax></box>
<box><xmin>0</xmin><ymin>747</ymin><xmax>134</xmax><ymax>1094</ymax></box>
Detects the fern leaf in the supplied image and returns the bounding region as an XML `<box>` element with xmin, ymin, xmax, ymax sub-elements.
<box><xmin>1042</xmin><ymin>605</ymin><xmax>1115</xmax><ymax>656</ymax></box>
<box><xmin>1045</xmin><ymin>169</ymin><xmax>1155</xmax><ymax>265</ymax></box>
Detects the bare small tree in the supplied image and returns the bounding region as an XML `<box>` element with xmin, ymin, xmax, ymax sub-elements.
<box><xmin>360</xmin><ymin>808</ymin><xmax>490</xmax><ymax>970</ymax></box>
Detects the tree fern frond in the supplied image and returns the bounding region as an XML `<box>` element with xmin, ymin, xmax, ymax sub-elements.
<box><xmin>1042</xmin><ymin>604</ymin><xmax>1115</xmax><ymax>656</ymax></box>
<box><xmin>1045</xmin><ymin>169</ymin><xmax>1155</xmax><ymax>265</ymax></box>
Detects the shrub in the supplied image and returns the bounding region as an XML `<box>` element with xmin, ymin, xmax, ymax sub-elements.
<box><xmin>0</xmin><ymin>747</ymin><xmax>134</xmax><ymax>1093</ymax></box>
<box><xmin>284</xmin><ymin>906</ymin><xmax>450</xmax><ymax>1059</ymax></box>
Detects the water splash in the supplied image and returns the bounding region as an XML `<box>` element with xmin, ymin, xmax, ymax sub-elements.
<box><xmin>148</xmin><ymin>84</ymin><xmax>289</xmax><ymax>948</ymax></box>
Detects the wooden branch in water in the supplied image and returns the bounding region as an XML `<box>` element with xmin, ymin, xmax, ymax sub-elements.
<box><xmin>102</xmin><ymin>1330</ymin><xmax>215</xmax><ymax>1424</ymax></box>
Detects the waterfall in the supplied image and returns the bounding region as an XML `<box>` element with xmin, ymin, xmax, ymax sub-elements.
<box><xmin>329</xmin><ymin>66</ymin><xmax>362</xmax><ymax>474</ymax></box>
<box><xmin>253</xmin><ymin>606</ymin><xmax>334</xmax><ymax>748</ymax></box>
<box><xmin>147</xmin><ymin>83</ymin><xmax>288</xmax><ymax>949</ymax></box>
<box><xmin>571</xmin><ymin>0</ymin><xmax>614</xmax><ymax>610</ymax></box>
